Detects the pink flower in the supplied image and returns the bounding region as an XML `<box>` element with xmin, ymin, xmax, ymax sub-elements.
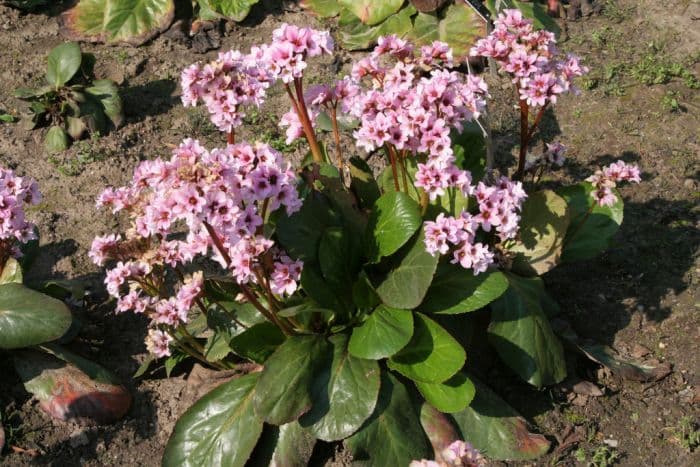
<box><xmin>145</xmin><ymin>329</ymin><xmax>173</xmax><ymax>358</ymax></box>
<box><xmin>452</xmin><ymin>242</ymin><xmax>495</xmax><ymax>275</ymax></box>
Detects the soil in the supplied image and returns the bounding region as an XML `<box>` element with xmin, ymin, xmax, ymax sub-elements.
<box><xmin>0</xmin><ymin>0</ymin><xmax>698</xmax><ymax>466</ymax></box>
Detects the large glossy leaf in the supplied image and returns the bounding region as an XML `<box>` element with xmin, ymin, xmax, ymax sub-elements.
<box><xmin>319</xmin><ymin>226</ymin><xmax>361</xmax><ymax>287</ymax></box>
<box><xmin>438</xmin><ymin>2</ymin><xmax>488</xmax><ymax>61</ymax></box>
<box><xmin>408</xmin><ymin>12</ymin><xmax>439</xmax><ymax>45</ymax></box>
<box><xmin>375</xmin><ymin>231</ymin><xmax>439</xmax><ymax>309</ymax></box>
<box><xmin>163</xmin><ymin>373</ymin><xmax>262</xmax><ymax>467</ymax></box>
<box><xmin>558</xmin><ymin>182</ymin><xmax>624</xmax><ymax>262</ymax></box>
<box><xmin>338</xmin><ymin>0</ymin><xmax>404</xmax><ymax>25</ymax></box>
<box><xmin>346</xmin><ymin>372</ymin><xmax>431</xmax><ymax>465</ymax></box>
<box><xmin>349</xmin><ymin>156</ymin><xmax>380</xmax><ymax>209</ymax></box>
<box><xmin>419</xmin><ymin>263</ymin><xmax>508</xmax><ymax>314</ymax></box>
<box><xmin>229</xmin><ymin>322</ymin><xmax>285</xmax><ymax>364</ymax></box>
<box><xmin>415</xmin><ymin>371</ymin><xmax>475</xmax><ymax>413</ymax></box>
<box><xmin>60</xmin><ymin>0</ymin><xmax>176</xmax><ymax>46</ymax></box>
<box><xmin>300</xmin><ymin>263</ymin><xmax>351</xmax><ymax>317</ymax></box>
<box><xmin>488</xmin><ymin>274</ymin><xmax>566</xmax><ymax>388</ymax></box>
<box><xmin>85</xmin><ymin>79</ymin><xmax>123</xmax><ymax>128</ymax></box>
<box><xmin>420</xmin><ymin>403</ymin><xmax>460</xmax><ymax>463</ymax></box>
<box><xmin>200</xmin><ymin>0</ymin><xmax>259</xmax><ymax>21</ymax></box>
<box><xmin>366</xmin><ymin>191</ymin><xmax>422</xmax><ymax>263</ymax></box>
<box><xmin>276</xmin><ymin>192</ymin><xmax>339</xmax><ymax>261</ymax></box>
<box><xmin>451</xmin><ymin>376</ymin><xmax>550</xmax><ymax>460</ymax></box>
<box><xmin>14</xmin><ymin>346</ymin><xmax>130</xmax><ymax>424</ymax></box>
<box><xmin>270</xmin><ymin>422</ymin><xmax>317</xmax><ymax>467</ymax></box>
<box><xmin>452</xmin><ymin>123</ymin><xmax>487</xmax><ymax>182</ymax></box>
<box><xmin>339</xmin><ymin>5</ymin><xmax>416</xmax><ymax>51</ymax></box>
<box><xmin>389</xmin><ymin>312</ymin><xmax>465</xmax><ymax>383</ymax></box>
<box><xmin>508</xmin><ymin>190</ymin><xmax>570</xmax><ymax>276</ymax></box>
<box><xmin>0</xmin><ymin>283</ymin><xmax>72</xmax><ymax>349</ymax></box>
<box><xmin>46</xmin><ymin>42</ymin><xmax>81</xmax><ymax>88</ymax></box>
<box><xmin>300</xmin><ymin>0</ymin><xmax>341</xmax><ymax>17</ymax></box>
<box><xmin>300</xmin><ymin>334</ymin><xmax>380</xmax><ymax>441</ymax></box>
<box><xmin>348</xmin><ymin>305</ymin><xmax>413</xmax><ymax>359</ymax></box>
<box><xmin>254</xmin><ymin>335</ymin><xmax>331</xmax><ymax>425</ymax></box>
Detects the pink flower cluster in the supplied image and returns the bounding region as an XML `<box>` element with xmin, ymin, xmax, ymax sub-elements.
<box><xmin>181</xmin><ymin>24</ymin><xmax>333</xmax><ymax>133</ymax></box>
<box><xmin>342</xmin><ymin>35</ymin><xmax>489</xmax><ymax>200</ymax></box>
<box><xmin>410</xmin><ymin>440</ymin><xmax>485</xmax><ymax>467</ymax></box>
<box><xmin>91</xmin><ymin>139</ymin><xmax>303</xmax><ymax>358</ymax></box>
<box><xmin>586</xmin><ymin>160</ymin><xmax>641</xmax><ymax>207</ymax></box>
<box><xmin>471</xmin><ymin>9</ymin><xmax>588</xmax><ymax>107</ymax></box>
<box><xmin>424</xmin><ymin>177</ymin><xmax>526</xmax><ymax>275</ymax></box>
<box><xmin>0</xmin><ymin>168</ymin><xmax>41</xmax><ymax>253</ymax></box>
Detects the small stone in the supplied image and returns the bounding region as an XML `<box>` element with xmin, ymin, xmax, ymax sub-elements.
<box><xmin>684</xmin><ymin>178</ymin><xmax>697</xmax><ymax>189</ymax></box>
<box><xmin>658</xmin><ymin>342</ymin><xmax>666</xmax><ymax>349</ymax></box>
<box><xmin>603</xmin><ymin>439</ymin><xmax>619</xmax><ymax>448</ymax></box>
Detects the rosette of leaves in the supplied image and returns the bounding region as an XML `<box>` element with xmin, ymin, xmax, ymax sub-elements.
<box><xmin>0</xmin><ymin>257</ymin><xmax>131</xmax><ymax>424</ymax></box>
<box><xmin>14</xmin><ymin>42</ymin><xmax>122</xmax><ymax>153</ymax></box>
<box><xmin>160</xmin><ymin>136</ymin><xmax>567</xmax><ymax>465</ymax></box>
<box><xmin>301</xmin><ymin>0</ymin><xmax>489</xmax><ymax>60</ymax></box>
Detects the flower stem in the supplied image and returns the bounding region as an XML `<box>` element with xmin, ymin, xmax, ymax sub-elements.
<box><xmin>287</xmin><ymin>79</ymin><xmax>323</xmax><ymax>164</ymax></box>
<box><xmin>330</xmin><ymin>105</ymin><xmax>345</xmax><ymax>176</ymax></box>
<box><xmin>386</xmin><ymin>144</ymin><xmax>400</xmax><ymax>191</ymax></box>
<box><xmin>227</xmin><ymin>130</ymin><xmax>235</xmax><ymax>145</ymax></box>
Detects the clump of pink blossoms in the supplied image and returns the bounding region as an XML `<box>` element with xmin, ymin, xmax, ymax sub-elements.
<box><xmin>586</xmin><ymin>160</ymin><xmax>641</xmax><ymax>207</ymax></box>
<box><xmin>181</xmin><ymin>23</ymin><xmax>333</xmax><ymax>138</ymax></box>
<box><xmin>471</xmin><ymin>9</ymin><xmax>588</xmax><ymax>107</ymax></box>
<box><xmin>423</xmin><ymin>176</ymin><xmax>527</xmax><ymax>275</ymax></box>
<box><xmin>0</xmin><ymin>168</ymin><xmax>41</xmax><ymax>263</ymax></box>
<box><xmin>344</xmin><ymin>35</ymin><xmax>489</xmax><ymax>201</ymax></box>
<box><xmin>410</xmin><ymin>440</ymin><xmax>486</xmax><ymax>467</ymax></box>
<box><xmin>91</xmin><ymin>139</ymin><xmax>303</xmax><ymax>358</ymax></box>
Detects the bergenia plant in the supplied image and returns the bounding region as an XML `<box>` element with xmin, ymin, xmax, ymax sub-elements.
<box><xmin>93</xmin><ymin>14</ymin><xmax>641</xmax><ymax>466</ymax></box>
<box><xmin>0</xmin><ymin>169</ymin><xmax>130</xmax><ymax>426</ymax></box>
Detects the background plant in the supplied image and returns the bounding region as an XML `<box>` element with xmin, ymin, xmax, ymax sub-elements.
<box><xmin>14</xmin><ymin>42</ymin><xmax>122</xmax><ymax>153</ymax></box>
<box><xmin>92</xmin><ymin>16</ymin><xmax>641</xmax><ymax>465</ymax></box>
<box><xmin>0</xmin><ymin>168</ymin><xmax>131</xmax><ymax>430</ymax></box>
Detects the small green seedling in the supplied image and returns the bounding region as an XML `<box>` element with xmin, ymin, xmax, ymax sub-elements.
<box><xmin>14</xmin><ymin>42</ymin><xmax>123</xmax><ymax>153</ymax></box>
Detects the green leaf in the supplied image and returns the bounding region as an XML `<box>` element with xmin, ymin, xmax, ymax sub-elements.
<box><xmin>419</xmin><ymin>263</ymin><xmax>508</xmax><ymax>314</ymax></box>
<box><xmin>419</xmin><ymin>403</ymin><xmax>461</xmax><ymax>462</ymax></box>
<box><xmin>165</xmin><ymin>353</ymin><xmax>186</xmax><ymax>377</ymax></box>
<box><xmin>300</xmin><ymin>0</ymin><xmax>341</xmax><ymax>17</ymax></box>
<box><xmin>375</xmin><ymin>230</ymin><xmax>439</xmax><ymax>309</ymax></box>
<box><xmin>85</xmin><ymin>79</ymin><xmax>123</xmax><ymax>128</ymax></box>
<box><xmin>0</xmin><ymin>258</ymin><xmax>23</xmax><ymax>285</ymax></box>
<box><xmin>558</xmin><ymin>182</ymin><xmax>624</xmax><ymax>262</ymax></box>
<box><xmin>438</xmin><ymin>2</ymin><xmax>488</xmax><ymax>61</ymax></box>
<box><xmin>488</xmin><ymin>274</ymin><xmax>566</xmax><ymax>388</ymax></box>
<box><xmin>300</xmin><ymin>263</ymin><xmax>349</xmax><ymax>317</ymax></box>
<box><xmin>352</xmin><ymin>271</ymin><xmax>380</xmax><ymax>311</ymax></box>
<box><xmin>162</xmin><ymin>373</ymin><xmax>263</xmax><ymax>467</ymax></box>
<box><xmin>379</xmin><ymin>156</ymin><xmax>421</xmax><ymax>202</ymax></box>
<box><xmin>276</xmin><ymin>191</ymin><xmax>339</xmax><ymax>261</ymax></box>
<box><xmin>408</xmin><ymin>12</ymin><xmax>439</xmax><ymax>45</ymax></box>
<box><xmin>270</xmin><ymin>422</ymin><xmax>317</xmax><ymax>467</ymax></box>
<box><xmin>349</xmin><ymin>156</ymin><xmax>380</xmax><ymax>209</ymax></box>
<box><xmin>339</xmin><ymin>5</ymin><xmax>416</xmax><ymax>50</ymax></box>
<box><xmin>346</xmin><ymin>371</ymin><xmax>431</xmax><ymax>465</ymax></box>
<box><xmin>199</xmin><ymin>0</ymin><xmax>260</xmax><ymax>21</ymax></box>
<box><xmin>61</xmin><ymin>0</ymin><xmax>176</xmax><ymax>46</ymax></box>
<box><xmin>366</xmin><ymin>191</ymin><xmax>422</xmax><ymax>263</ymax></box>
<box><xmin>349</xmin><ymin>305</ymin><xmax>413</xmax><ymax>360</ymax></box>
<box><xmin>389</xmin><ymin>312</ymin><xmax>465</xmax><ymax>383</ymax></box>
<box><xmin>451</xmin><ymin>122</ymin><xmax>486</xmax><ymax>182</ymax></box>
<box><xmin>46</xmin><ymin>42</ymin><xmax>81</xmax><ymax>88</ymax></box>
<box><xmin>319</xmin><ymin>226</ymin><xmax>361</xmax><ymax>288</ymax></box>
<box><xmin>66</xmin><ymin>116</ymin><xmax>87</xmax><ymax>140</ymax></box>
<box><xmin>451</xmin><ymin>376</ymin><xmax>550</xmax><ymax>460</ymax></box>
<box><xmin>254</xmin><ymin>335</ymin><xmax>331</xmax><ymax>425</ymax></box>
<box><xmin>229</xmin><ymin>322</ymin><xmax>285</xmax><ymax>364</ymax></box>
<box><xmin>508</xmin><ymin>190</ymin><xmax>570</xmax><ymax>276</ymax></box>
<box><xmin>338</xmin><ymin>0</ymin><xmax>404</xmax><ymax>25</ymax></box>
<box><xmin>0</xmin><ymin>283</ymin><xmax>72</xmax><ymax>349</ymax></box>
<box><xmin>415</xmin><ymin>371</ymin><xmax>475</xmax><ymax>413</ymax></box>
<box><xmin>15</xmin><ymin>345</ymin><xmax>130</xmax><ymax>424</ymax></box>
<box><xmin>45</xmin><ymin>126</ymin><xmax>69</xmax><ymax>153</ymax></box>
<box><xmin>300</xmin><ymin>334</ymin><xmax>380</xmax><ymax>441</ymax></box>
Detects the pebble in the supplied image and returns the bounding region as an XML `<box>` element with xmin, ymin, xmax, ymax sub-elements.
<box><xmin>69</xmin><ymin>429</ymin><xmax>90</xmax><ymax>448</ymax></box>
<box><xmin>603</xmin><ymin>439</ymin><xmax>619</xmax><ymax>448</ymax></box>
<box><xmin>684</xmin><ymin>178</ymin><xmax>697</xmax><ymax>189</ymax></box>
